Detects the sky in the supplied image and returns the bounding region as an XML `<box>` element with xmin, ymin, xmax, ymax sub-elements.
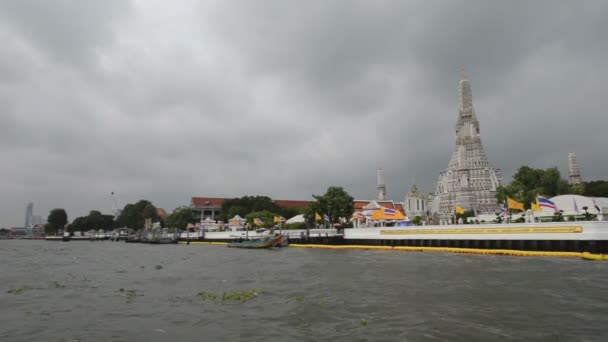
<box><xmin>1</xmin><ymin>0</ymin><xmax>607</xmax><ymax>227</ymax></box>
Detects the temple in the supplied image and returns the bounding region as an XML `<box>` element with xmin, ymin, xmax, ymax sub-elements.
<box><xmin>433</xmin><ymin>70</ymin><xmax>502</xmax><ymax>222</ymax></box>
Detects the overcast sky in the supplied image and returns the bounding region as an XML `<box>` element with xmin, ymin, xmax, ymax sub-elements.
<box><xmin>1</xmin><ymin>0</ymin><xmax>607</xmax><ymax>227</ymax></box>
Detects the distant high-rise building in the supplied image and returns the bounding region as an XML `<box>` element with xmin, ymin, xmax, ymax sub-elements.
<box><xmin>568</xmin><ymin>152</ymin><xmax>583</xmax><ymax>185</ymax></box>
<box><xmin>377</xmin><ymin>168</ymin><xmax>386</xmax><ymax>201</ymax></box>
<box><xmin>434</xmin><ymin>70</ymin><xmax>502</xmax><ymax>221</ymax></box>
<box><xmin>24</xmin><ymin>202</ymin><xmax>33</xmax><ymax>228</ymax></box>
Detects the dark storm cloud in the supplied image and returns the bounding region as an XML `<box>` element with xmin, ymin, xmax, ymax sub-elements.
<box><xmin>1</xmin><ymin>0</ymin><xmax>607</xmax><ymax>226</ymax></box>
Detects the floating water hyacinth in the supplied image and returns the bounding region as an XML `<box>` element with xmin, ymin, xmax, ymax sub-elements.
<box><xmin>194</xmin><ymin>290</ymin><xmax>260</xmax><ymax>302</ymax></box>
<box><xmin>7</xmin><ymin>287</ymin><xmax>27</xmax><ymax>294</ymax></box>
<box><xmin>196</xmin><ymin>292</ymin><xmax>218</xmax><ymax>301</ymax></box>
<box><xmin>221</xmin><ymin>290</ymin><xmax>259</xmax><ymax>302</ymax></box>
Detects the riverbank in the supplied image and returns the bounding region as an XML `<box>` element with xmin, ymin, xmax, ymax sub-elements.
<box><xmin>177</xmin><ymin>241</ymin><xmax>607</xmax><ymax>260</ymax></box>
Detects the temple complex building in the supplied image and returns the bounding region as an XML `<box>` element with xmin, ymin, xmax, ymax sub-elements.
<box><xmin>404</xmin><ymin>184</ymin><xmax>427</xmax><ymax>219</ymax></box>
<box><xmin>433</xmin><ymin>70</ymin><xmax>502</xmax><ymax>221</ymax></box>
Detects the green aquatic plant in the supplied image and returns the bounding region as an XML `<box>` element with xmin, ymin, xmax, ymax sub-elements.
<box><xmin>295</xmin><ymin>296</ymin><xmax>305</xmax><ymax>302</ymax></box>
<box><xmin>221</xmin><ymin>290</ymin><xmax>260</xmax><ymax>302</ymax></box>
<box><xmin>196</xmin><ymin>292</ymin><xmax>218</xmax><ymax>301</ymax></box>
<box><xmin>51</xmin><ymin>281</ymin><xmax>65</xmax><ymax>288</ymax></box>
<box><xmin>117</xmin><ymin>289</ymin><xmax>143</xmax><ymax>302</ymax></box>
<box><xmin>360</xmin><ymin>319</ymin><xmax>368</xmax><ymax>326</ymax></box>
<box><xmin>7</xmin><ymin>287</ymin><xmax>27</xmax><ymax>294</ymax></box>
<box><xmin>155</xmin><ymin>265</ymin><xmax>163</xmax><ymax>270</ymax></box>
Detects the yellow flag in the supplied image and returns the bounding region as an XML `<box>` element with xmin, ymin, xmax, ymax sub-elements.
<box><xmin>531</xmin><ymin>197</ymin><xmax>542</xmax><ymax>212</ymax></box>
<box><xmin>315</xmin><ymin>213</ymin><xmax>322</xmax><ymax>221</ymax></box>
<box><xmin>455</xmin><ymin>206</ymin><xmax>465</xmax><ymax>215</ymax></box>
<box><xmin>273</xmin><ymin>216</ymin><xmax>281</xmax><ymax>223</ymax></box>
<box><xmin>507</xmin><ymin>197</ymin><xmax>524</xmax><ymax>211</ymax></box>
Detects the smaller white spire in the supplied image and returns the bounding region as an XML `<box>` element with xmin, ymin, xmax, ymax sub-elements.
<box><xmin>377</xmin><ymin>168</ymin><xmax>386</xmax><ymax>201</ymax></box>
<box><xmin>568</xmin><ymin>152</ymin><xmax>583</xmax><ymax>185</ymax></box>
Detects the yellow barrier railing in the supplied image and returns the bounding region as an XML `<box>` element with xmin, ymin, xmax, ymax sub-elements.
<box><xmin>289</xmin><ymin>244</ymin><xmax>607</xmax><ymax>260</ymax></box>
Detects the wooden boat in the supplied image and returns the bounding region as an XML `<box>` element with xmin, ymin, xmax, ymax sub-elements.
<box><xmin>228</xmin><ymin>235</ymin><xmax>284</xmax><ymax>249</ymax></box>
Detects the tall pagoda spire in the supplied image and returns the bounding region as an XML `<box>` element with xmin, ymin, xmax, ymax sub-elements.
<box><xmin>459</xmin><ymin>67</ymin><xmax>473</xmax><ymax>112</ymax></box>
<box><xmin>455</xmin><ymin>67</ymin><xmax>480</xmax><ymax>139</ymax></box>
<box><xmin>433</xmin><ymin>70</ymin><xmax>502</xmax><ymax>223</ymax></box>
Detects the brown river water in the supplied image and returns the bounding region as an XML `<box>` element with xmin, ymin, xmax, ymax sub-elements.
<box><xmin>1</xmin><ymin>240</ymin><xmax>607</xmax><ymax>341</ymax></box>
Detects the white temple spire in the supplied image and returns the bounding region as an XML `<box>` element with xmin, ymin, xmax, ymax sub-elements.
<box><xmin>377</xmin><ymin>168</ymin><xmax>386</xmax><ymax>201</ymax></box>
<box><xmin>434</xmin><ymin>70</ymin><xmax>502</xmax><ymax>222</ymax></box>
<box><xmin>568</xmin><ymin>152</ymin><xmax>583</xmax><ymax>185</ymax></box>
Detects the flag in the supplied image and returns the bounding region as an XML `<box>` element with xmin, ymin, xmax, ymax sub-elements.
<box><xmin>531</xmin><ymin>201</ymin><xmax>541</xmax><ymax>212</ymax></box>
<box><xmin>573</xmin><ymin>198</ymin><xmax>579</xmax><ymax>213</ymax></box>
<box><xmin>315</xmin><ymin>213</ymin><xmax>322</xmax><ymax>221</ymax></box>
<box><xmin>273</xmin><ymin>216</ymin><xmax>281</xmax><ymax>223</ymax></box>
<box><xmin>593</xmin><ymin>198</ymin><xmax>601</xmax><ymax>212</ymax></box>
<box><xmin>384</xmin><ymin>208</ymin><xmax>396</xmax><ymax>215</ymax></box>
<box><xmin>455</xmin><ymin>206</ymin><xmax>465</xmax><ymax>215</ymax></box>
<box><xmin>357</xmin><ymin>212</ymin><xmax>365</xmax><ymax>220</ymax></box>
<box><xmin>254</xmin><ymin>218</ymin><xmax>263</xmax><ymax>226</ymax></box>
<box><xmin>537</xmin><ymin>195</ymin><xmax>557</xmax><ymax>210</ymax></box>
<box><xmin>507</xmin><ymin>197</ymin><xmax>524</xmax><ymax>211</ymax></box>
<box><xmin>280</xmin><ymin>216</ymin><xmax>286</xmax><ymax>223</ymax></box>
<box><xmin>323</xmin><ymin>213</ymin><xmax>330</xmax><ymax>222</ymax></box>
<box><xmin>503</xmin><ymin>201</ymin><xmax>509</xmax><ymax>216</ymax></box>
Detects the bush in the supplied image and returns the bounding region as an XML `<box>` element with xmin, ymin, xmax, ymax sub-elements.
<box><xmin>282</xmin><ymin>222</ymin><xmax>307</xmax><ymax>230</ymax></box>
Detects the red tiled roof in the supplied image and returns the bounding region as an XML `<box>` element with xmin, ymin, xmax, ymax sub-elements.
<box><xmin>191</xmin><ymin>197</ymin><xmax>225</xmax><ymax>208</ymax></box>
<box><xmin>156</xmin><ymin>208</ymin><xmax>168</xmax><ymax>218</ymax></box>
<box><xmin>354</xmin><ymin>201</ymin><xmax>369</xmax><ymax>209</ymax></box>
<box><xmin>354</xmin><ymin>200</ymin><xmax>405</xmax><ymax>215</ymax></box>
<box><xmin>377</xmin><ymin>201</ymin><xmax>395</xmax><ymax>209</ymax></box>
<box><xmin>191</xmin><ymin>197</ymin><xmax>311</xmax><ymax>209</ymax></box>
<box><xmin>274</xmin><ymin>200</ymin><xmax>311</xmax><ymax>209</ymax></box>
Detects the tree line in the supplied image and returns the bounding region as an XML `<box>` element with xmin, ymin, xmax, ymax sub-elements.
<box><xmin>43</xmin><ymin>187</ymin><xmax>358</xmax><ymax>234</ymax></box>
<box><xmin>496</xmin><ymin>165</ymin><xmax>608</xmax><ymax>209</ymax></box>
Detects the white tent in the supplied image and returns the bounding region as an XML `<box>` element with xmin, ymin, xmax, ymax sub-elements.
<box><xmin>285</xmin><ymin>214</ymin><xmax>305</xmax><ymax>224</ymax></box>
<box><xmin>550</xmin><ymin>195</ymin><xmax>608</xmax><ymax>216</ymax></box>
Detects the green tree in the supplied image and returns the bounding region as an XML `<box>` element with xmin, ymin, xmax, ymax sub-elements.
<box><xmin>68</xmin><ymin>211</ymin><xmax>115</xmax><ymax>232</ymax></box>
<box><xmin>47</xmin><ymin>208</ymin><xmax>68</xmax><ymax>235</ymax></box>
<box><xmin>116</xmin><ymin>200</ymin><xmax>157</xmax><ymax>230</ymax></box>
<box><xmin>412</xmin><ymin>216</ymin><xmax>423</xmax><ymax>226</ymax></box>
<box><xmin>306</xmin><ymin>186</ymin><xmax>354</xmax><ymax>226</ymax></box>
<box><xmin>584</xmin><ymin>180</ymin><xmax>608</xmax><ymax>197</ymax></box>
<box><xmin>497</xmin><ymin>166</ymin><xmax>570</xmax><ymax>209</ymax></box>
<box><xmin>220</xmin><ymin>196</ymin><xmax>281</xmax><ymax>221</ymax></box>
<box><xmin>245</xmin><ymin>211</ymin><xmax>280</xmax><ymax>229</ymax></box>
<box><xmin>165</xmin><ymin>206</ymin><xmax>199</xmax><ymax>230</ymax></box>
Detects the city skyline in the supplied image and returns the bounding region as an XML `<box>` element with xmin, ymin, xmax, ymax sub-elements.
<box><xmin>1</xmin><ymin>1</ymin><xmax>607</xmax><ymax>227</ymax></box>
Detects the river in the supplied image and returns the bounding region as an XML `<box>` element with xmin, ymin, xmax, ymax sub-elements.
<box><xmin>1</xmin><ymin>240</ymin><xmax>607</xmax><ymax>341</ymax></box>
